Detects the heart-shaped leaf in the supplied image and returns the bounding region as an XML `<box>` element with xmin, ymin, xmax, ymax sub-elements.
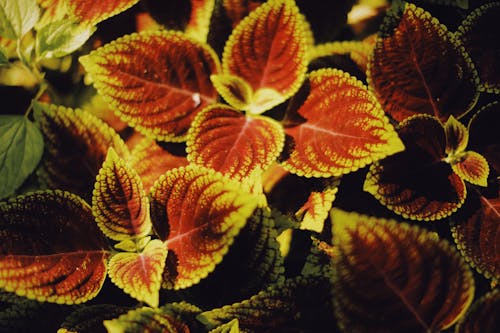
<box><xmin>281</xmin><ymin>68</ymin><xmax>404</xmax><ymax>178</ymax></box>
<box><xmin>66</xmin><ymin>0</ymin><xmax>140</xmax><ymax>25</ymax></box>
<box><xmin>331</xmin><ymin>209</ymin><xmax>475</xmax><ymax>332</ymax></box>
<box><xmin>468</xmin><ymin>101</ymin><xmax>500</xmax><ymax>174</ymax></box>
<box><xmin>367</xmin><ymin>3</ymin><xmax>479</xmax><ymax>122</ymax></box>
<box><xmin>364</xmin><ymin>115</ymin><xmax>467</xmax><ymax>220</ymax></box>
<box><xmin>80</xmin><ymin>30</ymin><xmax>220</xmax><ymax>141</ymax></box>
<box><xmin>216</xmin><ymin>0</ymin><xmax>307</xmax><ymax>114</ymax></box>
<box><xmin>458</xmin><ymin>2</ymin><xmax>500</xmax><ymax>94</ymax></box>
<box><xmin>455</xmin><ymin>288</ymin><xmax>500</xmax><ymax>333</ymax></box>
<box><xmin>149</xmin><ymin>165</ymin><xmax>259</xmax><ymax>289</ymax></box>
<box><xmin>58</xmin><ymin>304</ymin><xmax>130</xmax><ymax>333</ymax></box>
<box><xmin>451</xmin><ymin>151</ymin><xmax>489</xmax><ymax>187</ymax></box>
<box><xmin>128</xmin><ymin>138</ymin><xmax>188</xmax><ymax>193</ymax></box>
<box><xmin>451</xmin><ymin>183</ymin><xmax>500</xmax><ymax>283</ymax></box>
<box><xmin>0</xmin><ymin>190</ymin><xmax>109</xmax><ymax>304</ymax></box>
<box><xmin>108</xmin><ymin>240</ymin><xmax>167</xmax><ymax>307</ymax></box>
<box><xmin>92</xmin><ymin>148</ymin><xmax>150</xmax><ymax>241</ymax></box>
<box><xmin>187</xmin><ymin>104</ymin><xmax>285</xmax><ymax>180</ymax></box>
<box><xmin>104</xmin><ymin>306</ymin><xmax>190</xmax><ymax>333</ymax></box>
<box><xmin>33</xmin><ymin>102</ymin><xmax>130</xmax><ymax>202</ymax></box>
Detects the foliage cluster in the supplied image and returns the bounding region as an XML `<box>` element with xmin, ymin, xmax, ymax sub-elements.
<box><xmin>0</xmin><ymin>0</ymin><xmax>499</xmax><ymax>332</ymax></box>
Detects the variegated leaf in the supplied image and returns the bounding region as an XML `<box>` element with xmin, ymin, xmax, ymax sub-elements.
<box><xmin>455</xmin><ymin>288</ymin><xmax>500</xmax><ymax>333</ymax></box>
<box><xmin>331</xmin><ymin>209</ymin><xmax>474</xmax><ymax>333</ymax></box>
<box><xmin>185</xmin><ymin>0</ymin><xmax>216</xmax><ymax>42</ymax></box>
<box><xmin>0</xmin><ymin>190</ymin><xmax>109</xmax><ymax>304</ymax></box>
<box><xmin>281</xmin><ymin>68</ymin><xmax>404</xmax><ymax>178</ymax></box>
<box><xmin>58</xmin><ymin>304</ymin><xmax>130</xmax><ymax>333</ymax></box>
<box><xmin>364</xmin><ymin>115</ymin><xmax>466</xmax><ymax>221</ymax></box>
<box><xmin>217</xmin><ymin>0</ymin><xmax>307</xmax><ymax>114</ymax></box>
<box><xmin>128</xmin><ymin>138</ymin><xmax>188</xmax><ymax>193</ymax></box>
<box><xmin>444</xmin><ymin>115</ymin><xmax>469</xmax><ymax>155</ymax></box>
<box><xmin>187</xmin><ymin>104</ymin><xmax>285</xmax><ymax>180</ymax></box>
<box><xmin>451</xmin><ymin>151</ymin><xmax>489</xmax><ymax>187</ymax></box>
<box><xmin>80</xmin><ymin>30</ymin><xmax>220</xmax><ymax>141</ymax></box>
<box><xmin>33</xmin><ymin>102</ymin><xmax>130</xmax><ymax>202</ymax></box>
<box><xmin>149</xmin><ymin>165</ymin><xmax>259</xmax><ymax>289</ymax></box>
<box><xmin>367</xmin><ymin>3</ymin><xmax>479</xmax><ymax>122</ymax></box>
<box><xmin>92</xmin><ymin>148</ymin><xmax>150</xmax><ymax>241</ymax></box>
<box><xmin>108</xmin><ymin>240</ymin><xmax>167</xmax><ymax>307</ymax></box>
<box><xmin>66</xmin><ymin>0</ymin><xmax>140</xmax><ymax>25</ymax></box>
<box><xmin>457</xmin><ymin>2</ymin><xmax>500</xmax><ymax>94</ymax></box>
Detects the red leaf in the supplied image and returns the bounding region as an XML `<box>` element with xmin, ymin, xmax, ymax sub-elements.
<box><xmin>458</xmin><ymin>2</ymin><xmax>500</xmax><ymax>94</ymax></box>
<box><xmin>367</xmin><ymin>3</ymin><xmax>479</xmax><ymax>122</ymax></box>
<box><xmin>468</xmin><ymin>101</ymin><xmax>500</xmax><ymax>174</ymax></box>
<box><xmin>185</xmin><ymin>0</ymin><xmax>216</xmax><ymax>42</ymax></box>
<box><xmin>149</xmin><ymin>166</ymin><xmax>259</xmax><ymax>289</ymax></box>
<box><xmin>451</xmin><ymin>183</ymin><xmax>500</xmax><ymax>283</ymax></box>
<box><xmin>217</xmin><ymin>0</ymin><xmax>308</xmax><ymax>114</ymax></box>
<box><xmin>66</xmin><ymin>0</ymin><xmax>140</xmax><ymax>25</ymax></box>
<box><xmin>222</xmin><ymin>0</ymin><xmax>263</xmax><ymax>28</ymax></box>
<box><xmin>80</xmin><ymin>30</ymin><xmax>220</xmax><ymax>141</ymax></box>
<box><xmin>281</xmin><ymin>68</ymin><xmax>404</xmax><ymax>178</ymax></box>
<box><xmin>364</xmin><ymin>115</ymin><xmax>466</xmax><ymax>220</ymax></box>
<box><xmin>92</xmin><ymin>148</ymin><xmax>151</xmax><ymax>241</ymax></box>
<box><xmin>331</xmin><ymin>209</ymin><xmax>475</xmax><ymax>332</ymax></box>
<box><xmin>33</xmin><ymin>102</ymin><xmax>130</xmax><ymax>202</ymax></box>
<box><xmin>456</xmin><ymin>289</ymin><xmax>500</xmax><ymax>333</ymax></box>
<box><xmin>451</xmin><ymin>151</ymin><xmax>489</xmax><ymax>187</ymax></box>
<box><xmin>187</xmin><ymin>104</ymin><xmax>285</xmax><ymax>180</ymax></box>
<box><xmin>128</xmin><ymin>138</ymin><xmax>188</xmax><ymax>193</ymax></box>
<box><xmin>0</xmin><ymin>191</ymin><xmax>109</xmax><ymax>304</ymax></box>
<box><xmin>108</xmin><ymin>240</ymin><xmax>167</xmax><ymax>307</ymax></box>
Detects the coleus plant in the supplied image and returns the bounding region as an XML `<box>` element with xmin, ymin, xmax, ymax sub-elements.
<box><xmin>0</xmin><ymin>0</ymin><xmax>499</xmax><ymax>332</ymax></box>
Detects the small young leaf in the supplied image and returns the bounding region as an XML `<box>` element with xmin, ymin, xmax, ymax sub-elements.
<box><xmin>0</xmin><ymin>45</ymin><xmax>8</xmax><ymax>65</ymax></box>
<box><xmin>92</xmin><ymin>148</ymin><xmax>150</xmax><ymax>241</ymax></box>
<box><xmin>281</xmin><ymin>68</ymin><xmax>404</xmax><ymax>178</ymax></box>
<box><xmin>58</xmin><ymin>304</ymin><xmax>130</xmax><ymax>333</ymax></box>
<box><xmin>80</xmin><ymin>30</ymin><xmax>220</xmax><ymax>141</ymax></box>
<box><xmin>444</xmin><ymin>115</ymin><xmax>469</xmax><ymax>155</ymax></box>
<box><xmin>457</xmin><ymin>2</ymin><xmax>500</xmax><ymax>93</ymax></box>
<box><xmin>66</xmin><ymin>0</ymin><xmax>140</xmax><ymax>25</ymax></box>
<box><xmin>187</xmin><ymin>104</ymin><xmax>285</xmax><ymax>180</ymax></box>
<box><xmin>296</xmin><ymin>183</ymin><xmax>338</xmax><ymax>233</ymax></box>
<box><xmin>149</xmin><ymin>165</ymin><xmax>259</xmax><ymax>289</ymax></box>
<box><xmin>331</xmin><ymin>209</ymin><xmax>475</xmax><ymax>333</ymax></box>
<box><xmin>0</xmin><ymin>190</ymin><xmax>109</xmax><ymax>304</ymax></box>
<box><xmin>0</xmin><ymin>115</ymin><xmax>44</xmax><ymax>199</ymax></box>
<box><xmin>220</xmin><ymin>0</ymin><xmax>307</xmax><ymax>114</ymax></box>
<box><xmin>104</xmin><ymin>306</ymin><xmax>190</xmax><ymax>333</ymax></box>
<box><xmin>451</xmin><ymin>151</ymin><xmax>489</xmax><ymax>187</ymax></box>
<box><xmin>33</xmin><ymin>102</ymin><xmax>130</xmax><ymax>201</ymax></box>
<box><xmin>367</xmin><ymin>3</ymin><xmax>479</xmax><ymax>122</ymax></box>
<box><xmin>0</xmin><ymin>0</ymin><xmax>40</xmax><ymax>39</ymax></box>
<box><xmin>451</xmin><ymin>184</ymin><xmax>500</xmax><ymax>283</ymax></box>
<box><xmin>208</xmin><ymin>319</ymin><xmax>240</xmax><ymax>333</ymax></box>
<box><xmin>36</xmin><ymin>19</ymin><xmax>95</xmax><ymax>59</ymax></box>
<box><xmin>128</xmin><ymin>138</ymin><xmax>188</xmax><ymax>193</ymax></box>
<box><xmin>364</xmin><ymin>115</ymin><xmax>466</xmax><ymax>221</ymax></box>
<box><xmin>455</xmin><ymin>288</ymin><xmax>500</xmax><ymax>333</ymax></box>
<box><xmin>108</xmin><ymin>240</ymin><xmax>167</xmax><ymax>308</ymax></box>
<box><xmin>35</xmin><ymin>0</ymin><xmax>67</xmax><ymax>30</ymax></box>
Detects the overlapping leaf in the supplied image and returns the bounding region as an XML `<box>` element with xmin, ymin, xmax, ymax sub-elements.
<box><xmin>451</xmin><ymin>183</ymin><xmax>500</xmax><ymax>283</ymax></box>
<box><xmin>36</xmin><ymin>0</ymin><xmax>67</xmax><ymax>30</ymax></box>
<box><xmin>104</xmin><ymin>306</ymin><xmax>190</xmax><ymax>333</ymax></box>
<box><xmin>222</xmin><ymin>0</ymin><xmax>263</xmax><ymax>28</ymax></box>
<box><xmin>149</xmin><ymin>165</ymin><xmax>259</xmax><ymax>289</ymax></box>
<box><xmin>0</xmin><ymin>190</ymin><xmax>109</xmax><ymax>304</ymax></box>
<box><xmin>0</xmin><ymin>0</ymin><xmax>40</xmax><ymax>39</ymax></box>
<box><xmin>128</xmin><ymin>138</ymin><xmax>188</xmax><ymax>193</ymax></box>
<box><xmin>281</xmin><ymin>68</ymin><xmax>404</xmax><ymax>178</ymax></box>
<box><xmin>58</xmin><ymin>304</ymin><xmax>130</xmax><ymax>333</ymax></box>
<box><xmin>33</xmin><ymin>102</ymin><xmax>130</xmax><ymax>201</ymax></box>
<box><xmin>309</xmin><ymin>41</ymin><xmax>373</xmax><ymax>72</ymax></box>
<box><xmin>209</xmin><ymin>319</ymin><xmax>240</xmax><ymax>333</ymax></box>
<box><xmin>331</xmin><ymin>209</ymin><xmax>475</xmax><ymax>333</ymax></box>
<box><xmin>468</xmin><ymin>101</ymin><xmax>500</xmax><ymax>174</ymax></box>
<box><xmin>80</xmin><ymin>30</ymin><xmax>220</xmax><ymax>141</ymax></box>
<box><xmin>457</xmin><ymin>2</ymin><xmax>500</xmax><ymax>94</ymax></box>
<box><xmin>66</xmin><ymin>0</ymin><xmax>140</xmax><ymax>25</ymax></box>
<box><xmin>364</xmin><ymin>115</ymin><xmax>467</xmax><ymax>220</ymax></box>
<box><xmin>367</xmin><ymin>3</ymin><xmax>479</xmax><ymax>122</ymax></box>
<box><xmin>92</xmin><ymin>148</ymin><xmax>150</xmax><ymax>241</ymax></box>
<box><xmin>214</xmin><ymin>0</ymin><xmax>307</xmax><ymax>114</ymax></box>
<box><xmin>187</xmin><ymin>104</ymin><xmax>285</xmax><ymax>180</ymax></box>
<box><xmin>185</xmin><ymin>0</ymin><xmax>216</xmax><ymax>42</ymax></box>
<box><xmin>455</xmin><ymin>288</ymin><xmax>500</xmax><ymax>333</ymax></box>
<box><xmin>108</xmin><ymin>240</ymin><xmax>167</xmax><ymax>307</ymax></box>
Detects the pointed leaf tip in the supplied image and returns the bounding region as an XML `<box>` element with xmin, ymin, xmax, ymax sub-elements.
<box><xmin>331</xmin><ymin>209</ymin><xmax>475</xmax><ymax>332</ymax></box>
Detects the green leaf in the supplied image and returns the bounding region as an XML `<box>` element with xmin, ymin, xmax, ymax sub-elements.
<box><xmin>0</xmin><ymin>0</ymin><xmax>40</xmax><ymax>39</ymax></box>
<box><xmin>36</xmin><ymin>19</ymin><xmax>95</xmax><ymax>59</ymax></box>
<box><xmin>0</xmin><ymin>115</ymin><xmax>43</xmax><ymax>199</ymax></box>
<box><xmin>0</xmin><ymin>45</ymin><xmax>8</xmax><ymax>65</ymax></box>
